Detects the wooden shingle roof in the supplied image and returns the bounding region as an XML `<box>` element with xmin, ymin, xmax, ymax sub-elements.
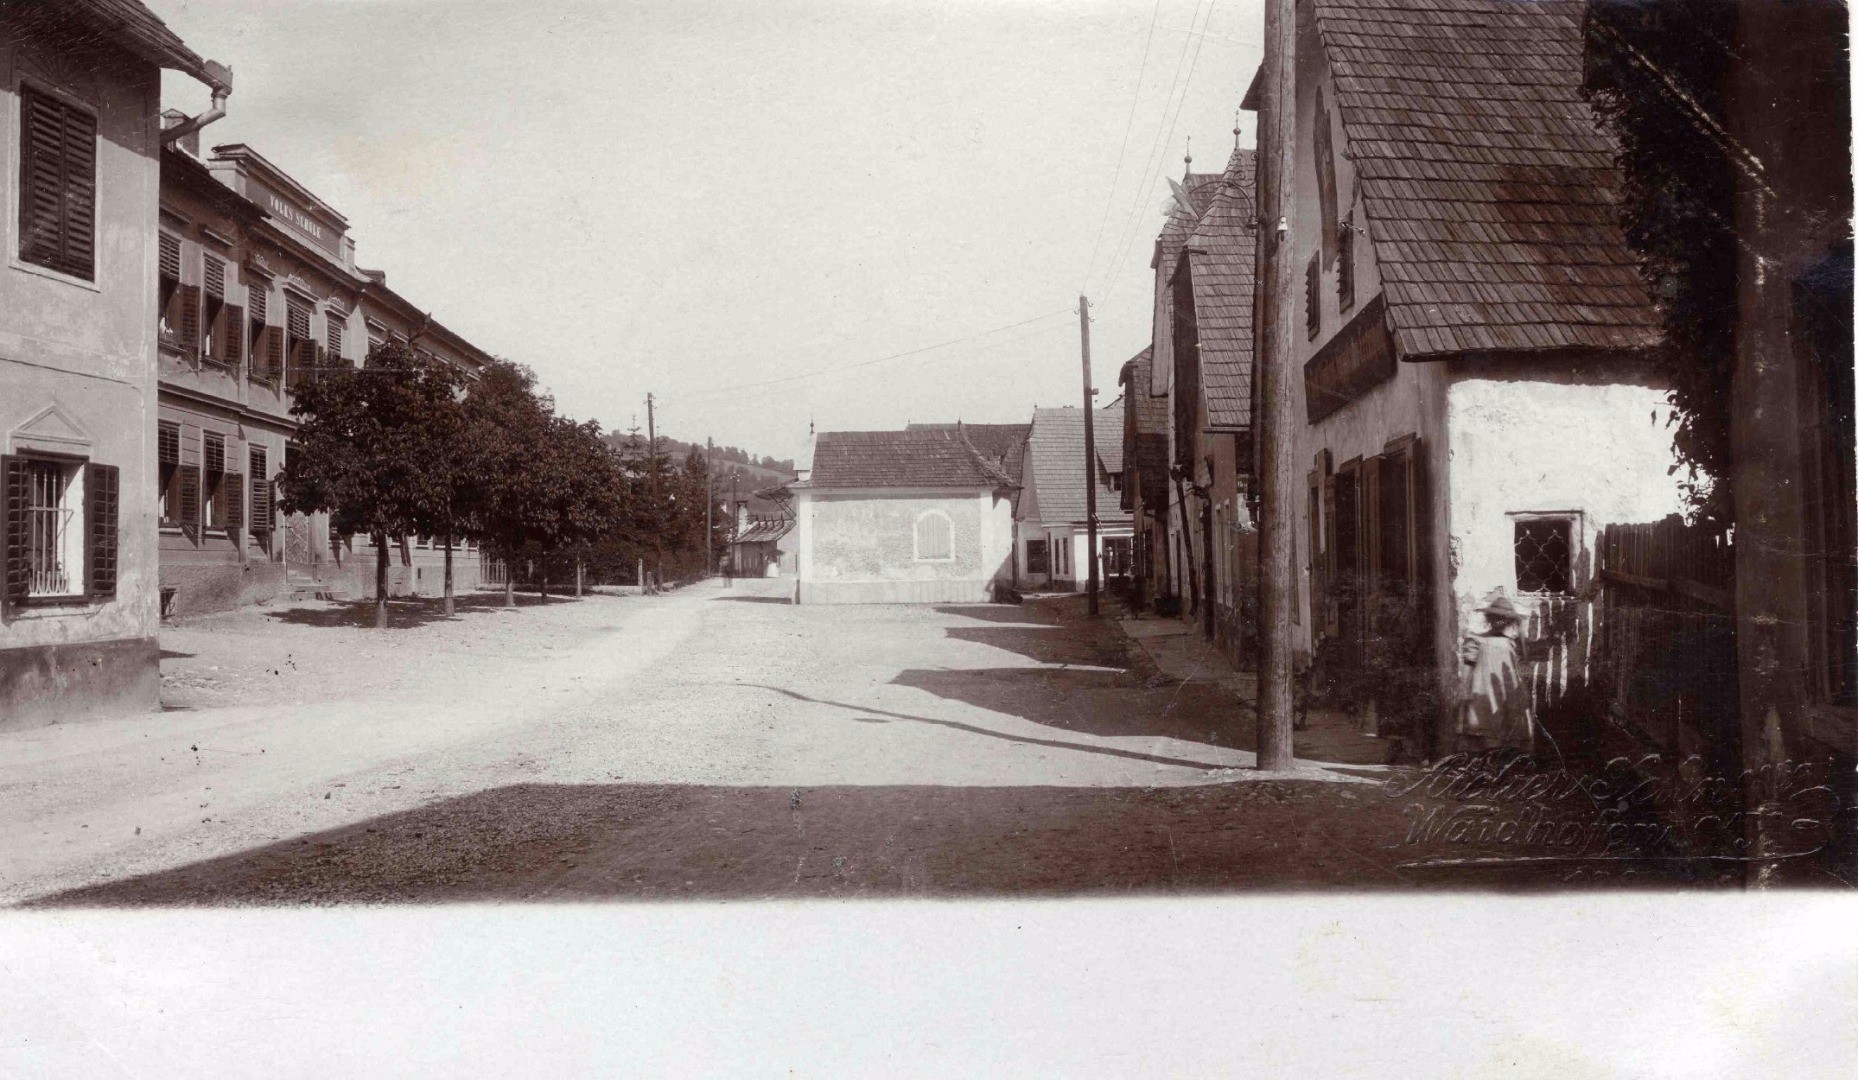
<box><xmin>1024</xmin><ymin>406</ymin><xmax>1133</xmax><ymax>525</ymax></box>
<box><xmin>806</xmin><ymin>428</ymin><xmax>1018</xmax><ymax>490</ymax></box>
<box><xmin>1182</xmin><ymin>149</ymin><xmax>1259</xmax><ymax>431</ymax></box>
<box><xmin>1313</xmin><ymin>0</ymin><xmax>1661</xmax><ymax>358</ymax></box>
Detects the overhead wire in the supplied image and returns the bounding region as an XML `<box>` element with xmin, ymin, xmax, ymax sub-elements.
<box><xmin>1098</xmin><ymin>0</ymin><xmax>1219</xmax><ymax>314</ymax></box>
<box><xmin>1080</xmin><ymin>0</ymin><xmax>1166</xmax><ymax>297</ymax></box>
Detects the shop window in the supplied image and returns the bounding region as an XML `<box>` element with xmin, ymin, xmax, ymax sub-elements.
<box><xmin>1513</xmin><ymin>516</ymin><xmax>1576</xmax><ymax>595</ymax></box>
<box><xmin>914</xmin><ymin>510</ymin><xmax>953</xmax><ymax>561</ymax></box>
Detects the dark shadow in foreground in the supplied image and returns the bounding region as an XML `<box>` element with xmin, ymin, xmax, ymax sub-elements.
<box><xmin>32</xmin><ymin>774</ymin><xmax>1748</xmax><ymax>907</ymax></box>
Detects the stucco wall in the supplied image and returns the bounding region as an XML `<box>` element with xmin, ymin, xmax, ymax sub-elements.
<box><xmin>798</xmin><ymin>489</ymin><xmax>1011</xmax><ymax>604</ymax></box>
<box><xmin>1444</xmin><ymin>368</ymin><xmax>1686</xmax><ymax>634</ymax></box>
<box><xmin>0</xmin><ymin>30</ymin><xmax>163</xmax><ymax>668</ymax></box>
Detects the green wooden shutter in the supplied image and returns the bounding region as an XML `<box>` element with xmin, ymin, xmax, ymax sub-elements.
<box><xmin>179</xmin><ymin>283</ymin><xmax>202</xmax><ymax>358</ymax></box>
<box><xmin>224</xmin><ymin>471</ymin><xmax>244</xmax><ymax>530</ymax></box>
<box><xmin>86</xmin><ymin>462</ymin><xmax>119</xmax><ymax>599</ymax></box>
<box><xmin>18</xmin><ymin>89</ymin><xmax>95</xmax><ymax>280</ymax></box>
<box><xmin>18</xmin><ymin>93</ymin><xmax>65</xmax><ymax>271</ymax></box>
<box><xmin>59</xmin><ymin>103</ymin><xmax>96</xmax><ymax>279</ymax></box>
<box><xmin>178</xmin><ymin>464</ymin><xmax>201</xmax><ymax>530</ymax></box>
<box><xmin>3</xmin><ymin>457</ymin><xmax>29</xmax><ymax>604</ymax></box>
<box><xmin>224</xmin><ymin>303</ymin><xmax>244</xmax><ymax>366</ymax></box>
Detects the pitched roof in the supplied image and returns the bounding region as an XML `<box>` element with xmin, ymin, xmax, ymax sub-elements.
<box><xmin>1181</xmin><ymin>149</ymin><xmax>1259</xmax><ymax>431</ymax></box>
<box><xmin>1119</xmin><ymin>347</ymin><xmax>1169</xmax><ymax>438</ymax></box>
<box><xmin>1096</xmin><ymin>399</ymin><xmax>1125</xmax><ymax>475</ymax></box>
<box><xmin>1149</xmin><ymin>171</ymin><xmax>1227</xmax><ymax>396</ymax></box>
<box><xmin>1312</xmin><ymin>0</ymin><xmax>1661</xmax><ymax>359</ymax></box>
<box><xmin>1022</xmin><ymin>406</ymin><xmax>1134</xmax><ymax>525</ymax></box>
<box><xmin>804</xmin><ymin>428</ymin><xmax>1017</xmax><ymax>490</ymax></box>
<box><xmin>53</xmin><ymin>0</ymin><xmax>230</xmax><ymax>89</ymax></box>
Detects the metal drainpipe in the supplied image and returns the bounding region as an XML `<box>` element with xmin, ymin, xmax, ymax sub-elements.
<box><xmin>161</xmin><ymin>84</ymin><xmax>232</xmax><ymax>146</ymax></box>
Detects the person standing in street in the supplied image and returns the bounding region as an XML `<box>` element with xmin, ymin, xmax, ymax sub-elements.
<box><xmin>1455</xmin><ymin>592</ymin><xmax>1533</xmax><ymax>755</ymax></box>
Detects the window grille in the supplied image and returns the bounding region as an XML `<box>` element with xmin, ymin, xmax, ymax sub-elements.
<box><xmin>1514</xmin><ymin>518</ymin><xmax>1574</xmax><ymax>594</ymax></box>
<box><xmin>27</xmin><ymin>461</ymin><xmax>73</xmax><ymax>596</ymax></box>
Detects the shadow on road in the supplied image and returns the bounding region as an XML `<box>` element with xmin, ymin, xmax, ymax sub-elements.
<box><xmin>747</xmin><ymin>684</ymin><xmax>1230</xmax><ymax>771</ymax></box>
<box><xmin>890</xmin><ymin>667</ymin><xmax>1256</xmax><ymax>752</ymax></box>
<box><xmin>710</xmin><ymin>595</ymin><xmax>792</xmax><ymax>605</ymax></box>
<box><xmin>933</xmin><ymin>603</ymin><xmax>1060</xmax><ymax>626</ymax></box>
<box><xmin>265</xmin><ymin>592</ymin><xmax>580</xmax><ymax>630</ymax></box>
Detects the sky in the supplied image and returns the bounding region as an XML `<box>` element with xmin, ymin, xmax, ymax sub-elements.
<box><xmin>154</xmin><ymin>0</ymin><xmax>1263</xmax><ymax>463</ymax></box>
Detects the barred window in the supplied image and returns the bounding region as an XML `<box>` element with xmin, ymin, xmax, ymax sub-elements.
<box><xmin>1514</xmin><ymin>517</ymin><xmax>1574</xmax><ymax>595</ymax></box>
<box><xmin>914</xmin><ymin>510</ymin><xmax>953</xmax><ymax>561</ymax></box>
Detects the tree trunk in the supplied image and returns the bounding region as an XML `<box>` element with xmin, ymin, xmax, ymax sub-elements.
<box><xmin>443</xmin><ymin>529</ymin><xmax>455</xmax><ymax>618</ymax></box>
<box><xmin>504</xmin><ymin>559</ymin><xmax>515</xmax><ymax>608</ymax></box>
<box><xmin>539</xmin><ymin>549</ymin><xmax>549</xmax><ymax>599</ymax></box>
<box><xmin>373</xmin><ymin>530</ymin><xmax>390</xmax><ymax>629</ymax></box>
<box><xmin>575</xmin><ymin>557</ymin><xmax>584</xmax><ymax>597</ymax></box>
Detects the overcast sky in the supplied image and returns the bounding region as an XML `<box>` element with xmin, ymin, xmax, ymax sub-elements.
<box><xmin>155</xmin><ymin>0</ymin><xmax>1262</xmax><ymax>463</ymax></box>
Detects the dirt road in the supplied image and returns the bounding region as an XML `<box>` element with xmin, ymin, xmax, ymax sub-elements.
<box><xmin>5</xmin><ymin>578</ymin><xmax>1700</xmax><ymax>905</ymax></box>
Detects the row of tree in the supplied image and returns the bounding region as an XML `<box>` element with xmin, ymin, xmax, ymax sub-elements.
<box><xmin>279</xmin><ymin>344</ymin><xmax>725</xmax><ymax>628</ymax></box>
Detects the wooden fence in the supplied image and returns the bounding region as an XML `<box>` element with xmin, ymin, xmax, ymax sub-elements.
<box><xmin>1587</xmin><ymin>514</ymin><xmax>1738</xmax><ymax>763</ymax></box>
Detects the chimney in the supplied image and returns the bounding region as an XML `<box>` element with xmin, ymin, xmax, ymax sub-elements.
<box><xmin>160</xmin><ymin>109</ymin><xmax>199</xmax><ymax>157</ymax></box>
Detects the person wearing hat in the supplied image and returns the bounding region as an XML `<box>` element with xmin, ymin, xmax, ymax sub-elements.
<box><xmin>1455</xmin><ymin>590</ymin><xmax>1533</xmax><ymax>753</ymax></box>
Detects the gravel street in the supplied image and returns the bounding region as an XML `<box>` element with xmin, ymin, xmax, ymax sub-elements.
<box><xmin>3</xmin><ymin>578</ymin><xmax>1693</xmax><ymax>905</ymax></box>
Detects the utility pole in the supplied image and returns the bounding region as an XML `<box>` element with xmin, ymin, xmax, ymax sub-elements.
<box><xmin>647</xmin><ymin>392</ymin><xmax>659</xmax><ymax>592</ymax></box>
<box><xmin>1079</xmin><ymin>295</ymin><xmax>1101</xmax><ymax>617</ymax></box>
<box><xmin>1255</xmin><ymin>0</ymin><xmax>1298</xmax><ymax>771</ymax></box>
<box><xmin>705</xmin><ymin>436</ymin><xmax>714</xmax><ymax>577</ymax></box>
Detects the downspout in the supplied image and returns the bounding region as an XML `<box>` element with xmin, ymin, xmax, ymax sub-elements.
<box><xmin>161</xmin><ymin>79</ymin><xmax>232</xmax><ymax>146</ymax></box>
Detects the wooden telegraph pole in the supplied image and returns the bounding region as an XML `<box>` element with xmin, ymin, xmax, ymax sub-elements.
<box><xmin>1079</xmin><ymin>295</ymin><xmax>1101</xmax><ymax>617</ymax></box>
<box><xmin>1255</xmin><ymin>0</ymin><xmax>1298</xmax><ymax>771</ymax></box>
<box><xmin>705</xmin><ymin>436</ymin><xmax>715</xmax><ymax>577</ymax></box>
<box><xmin>647</xmin><ymin>392</ymin><xmax>659</xmax><ymax>593</ymax></box>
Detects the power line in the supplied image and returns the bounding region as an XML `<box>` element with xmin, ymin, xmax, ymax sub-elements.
<box><xmin>1093</xmin><ymin>0</ymin><xmax>1209</xmax><ymax>316</ymax></box>
<box><xmin>1101</xmin><ymin>0</ymin><xmax>1219</xmax><ymax>314</ymax></box>
<box><xmin>678</xmin><ymin>308</ymin><xmax>1074</xmax><ymax>401</ymax></box>
<box><xmin>1080</xmin><ymin>0</ymin><xmax>1165</xmax><ymax>297</ymax></box>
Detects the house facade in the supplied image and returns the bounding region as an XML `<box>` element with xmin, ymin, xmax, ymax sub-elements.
<box><xmin>1255</xmin><ymin>0</ymin><xmax>1686</xmax><ymax>755</ymax></box>
<box><xmin>1014</xmin><ymin>405</ymin><xmax>1132</xmax><ymax>592</ymax></box>
<box><xmin>154</xmin><ymin>139</ymin><xmax>495</xmax><ymax>617</ymax></box>
<box><xmin>1165</xmin><ymin>145</ymin><xmax>1260</xmax><ymax>655</ymax></box>
<box><xmin>1</xmin><ymin>0</ymin><xmax>230</xmax><ymax>728</ymax></box>
<box><xmin>1116</xmin><ymin>347</ymin><xmax>1170</xmax><ymax>610</ymax></box>
<box><xmin>793</xmin><ymin>427</ymin><xmax>1018</xmax><ymax>604</ymax></box>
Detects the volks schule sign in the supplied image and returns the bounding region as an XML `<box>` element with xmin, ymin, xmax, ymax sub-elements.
<box><xmin>255</xmin><ymin>182</ymin><xmax>341</xmax><ymax>257</ymax></box>
<box><xmin>1304</xmin><ymin>296</ymin><xmax>1394</xmax><ymax>423</ymax></box>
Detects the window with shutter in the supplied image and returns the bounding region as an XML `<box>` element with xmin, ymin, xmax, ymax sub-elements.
<box><xmin>914</xmin><ymin>510</ymin><xmax>954</xmax><ymax>561</ymax></box>
<box><xmin>204</xmin><ymin>432</ymin><xmax>226</xmax><ymax>528</ymax></box>
<box><xmin>86</xmin><ymin>463</ymin><xmax>117</xmax><ymax>599</ymax></box>
<box><xmin>326</xmin><ymin>313</ymin><xmax>344</xmax><ymax>362</ymax></box>
<box><xmin>249</xmin><ymin>447</ymin><xmax>271</xmax><ymax>534</ymax></box>
<box><xmin>18</xmin><ymin>88</ymin><xmax>97</xmax><ymax>281</ymax></box>
<box><xmin>158</xmin><ymin>422</ymin><xmax>181</xmax><ymax>527</ymax></box>
<box><xmin>202</xmin><ymin>257</ymin><xmax>228</xmax><ymax>363</ymax></box>
<box><xmin>203</xmin><ymin>255</ymin><xmax>225</xmax><ymax>298</ymax></box>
